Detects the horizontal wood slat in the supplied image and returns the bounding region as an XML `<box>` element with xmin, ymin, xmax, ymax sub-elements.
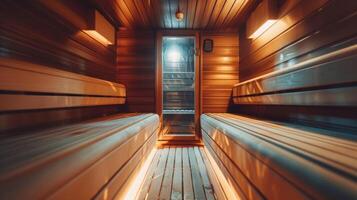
<box><xmin>201</xmin><ymin>113</ymin><xmax>357</xmax><ymax>200</ymax></box>
<box><xmin>233</xmin><ymin>45</ymin><xmax>357</xmax><ymax>106</ymax></box>
<box><xmin>0</xmin><ymin>58</ymin><xmax>125</xmax><ymax>97</ymax></box>
<box><xmin>239</xmin><ymin>0</ymin><xmax>357</xmax><ymax>81</ymax></box>
<box><xmin>0</xmin><ymin>95</ymin><xmax>124</xmax><ymax>111</ymax></box>
<box><xmin>202</xmin><ymin>33</ymin><xmax>239</xmax><ymax>113</ymax></box>
<box><xmin>0</xmin><ymin>1</ymin><xmax>116</xmax><ymax>82</ymax></box>
<box><xmin>0</xmin><ymin>114</ymin><xmax>160</xmax><ymax>200</ymax></box>
<box><xmin>116</xmin><ymin>30</ymin><xmax>156</xmax><ymax>112</ymax></box>
<box><xmin>0</xmin><ymin>58</ymin><xmax>126</xmax><ymax>112</ymax></box>
<box><xmin>0</xmin><ymin>1</ymin><xmax>121</xmax><ymax>131</ymax></box>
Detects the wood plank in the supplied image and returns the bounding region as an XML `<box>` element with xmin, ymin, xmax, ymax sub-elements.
<box><xmin>199</xmin><ymin>147</ymin><xmax>227</xmax><ymax>200</ymax></box>
<box><xmin>136</xmin><ymin>150</ymin><xmax>163</xmax><ymax>200</ymax></box>
<box><xmin>214</xmin><ymin>0</ymin><xmax>236</xmax><ymax>28</ymax></box>
<box><xmin>182</xmin><ymin>148</ymin><xmax>194</xmax><ymax>200</ymax></box>
<box><xmin>220</xmin><ymin>0</ymin><xmax>245</xmax><ymax>28</ymax></box>
<box><xmin>188</xmin><ymin>147</ymin><xmax>206</xmax><ymax>200</ymax></box>
<box><xmin>201</xmin><ymin>136</ymin><xmax>247</xmax><ymax>200</ymax></box>
<box><xmin>0</xmin><ymin>114</ymin><xmax>159</xmax><ymax>200</ymax></box>
<box><xmin>206</xmin><ymin>0</ymin><xmax>226</xmax><ymax>29</ymax></box>
<box><xmin>193</xmin><ymin>0</ymin><xmax>207</xmax><ymax>29</ymax></box>
<box><xmin>0</xmin><ymin>58</ymin><xmax>124</xmax><ymax>97</ymax></box>
<box><xmin>186</xmin><ymin>0</ymin><xmax>198</xmax><ymax>29</ymax></box>
<box><xmin>171</xmin><ymin>147</ymin><xmax>183</xmax><ymax>200</ymax></box>
<box><xmin>169</xmin><ymin>0</ymin><xmax>179</xmax><ymax>29</ymax></box>
<box><xmin>94</xmin><ymin>129</ymin><xmax>158</xmax><ymax>200</ymax></box>
<box><xmin>202</xmin><ymin>113</ymin><xmax>357</xmax><ymax>199</ymax></box>
<box><xmin>1</xmin><ymin>1</ymin><xmax>116</xmax><ymax>82</ymax></box>
<box><xmin>117</xmin><ymin>30</ymin><xmax>156</xmax><ymax>112</ymax></box>
<box><xmin>240</xmin><ymin>0</ymin><xmax>357</xmax><ymax>80</ymax></box>
<box><xmin>0</xmin><ymin>95</ymin><xmax>125</xmax><ymax>111</ymax></box>
<box><xmin>94</xmin><ymin>0</ymin><xmax>252</xmax><ymax>29</ymax></box>
<box><xmin>178</xmin><ymin>0</ymin><xmax>188</xmax><ymax>28</ymax></box>
<box><xmin>194</xmin><ymin>147</ymin><xmax>215</xmax><ymax>200</ymax></box>
<box><xmin>200</xmin><ymin>0</ymin><xmax>217</xmax><ymax>28</ymax></box>
<box><xmin>146</xmin><ymin>148</ymin><xmax>170</xmax><ymax>200</ymax></box>
<box><xmin>201</xmin><ymin>32</ymin><xmax>239</xmax><ymax>113</ymax></box>
<box><xmin>159</xmin><ymin>147</ymin><xmax>176</xmax><ymax>200</ymax></box>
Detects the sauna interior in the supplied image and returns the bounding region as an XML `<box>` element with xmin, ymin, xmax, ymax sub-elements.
<box><xmin>0</xmin><ymin>0</ymin><xmax>356</xmax><ymax>199</ymax></box>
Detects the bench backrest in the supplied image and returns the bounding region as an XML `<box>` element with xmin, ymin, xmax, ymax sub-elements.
<box><xmin>0</xmin><ymin>58</ymin><xmax>126</xmax><ymax>131</ymax></box>
<box><xmin>232</xmin><ymin>44</ymin><xmax>357</xmax><ymax>130</ymax></box>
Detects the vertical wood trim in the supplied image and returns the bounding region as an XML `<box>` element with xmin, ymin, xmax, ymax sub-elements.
<box><xmin>195</xmin><ymin>31</ymin><xmax>202</xmax><ymax>138</ymax></box>
<box><xmin>156</xmin><ymin>31</ymin><xmax>163</xmax><ymax>123</ymax></box>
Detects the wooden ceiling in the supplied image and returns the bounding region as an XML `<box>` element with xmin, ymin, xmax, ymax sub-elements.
<box><xmin>94</xmin><ymin>0</ymin><xmax>256</xmax><ymax>30</ymax></box>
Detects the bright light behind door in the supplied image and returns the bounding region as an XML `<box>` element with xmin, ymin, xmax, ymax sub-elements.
<box><xmin>167</xmin><ymin>46</ymin><xmax>181</xmax><ymax>63</ymax></box>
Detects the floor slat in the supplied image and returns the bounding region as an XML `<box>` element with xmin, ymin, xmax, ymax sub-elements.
<box><xmin>194</xmin><ymin>147</ymin><xmax>216</xmax><ymax>200</ymax></box>
<box><xmin>136</xmin><ymin>150</ymin><xmax>162</xmax><ymax>200</ymax></box>
<box><xmin>199</xmin><ymin>147</ymin><xmax>227</xmax><ymax>200</ymax></box>
<box><xmin>182</xmin><ymin>148</ymin><xmax>194</xmax><ymax>200</ymax></box>
<box><xmin>188</xmin><ymin>147</ymin><xmax>206</xmax><ymax>199</ymax></box>
<box><xmin>171</xmin><ymin>147</ymin><xmax>183</xmax><ymax>200</ymax></box>
<box><xmin>136</xmin><ymin>146</ymin><xmax>236</xmax><ymax>200</ymax></box>
<box><xmin>160</xmin><ymin>147</ymin><xmax>176</xmax><ymax>199</ymax></box>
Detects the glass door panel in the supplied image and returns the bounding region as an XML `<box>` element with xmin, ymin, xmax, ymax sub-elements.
<box><xmin>162</xmin><ymin>37</ymin><xmax>195</xmax><ymax>135</ymax></box>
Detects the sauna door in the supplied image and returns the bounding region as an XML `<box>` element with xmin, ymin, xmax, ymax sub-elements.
<box><xmin>156</xmin><ymin>32</ymin><xmax>200</xmax><ymax>140</ymax></box>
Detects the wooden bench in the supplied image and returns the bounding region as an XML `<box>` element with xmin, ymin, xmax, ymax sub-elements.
<box><xmin>0</xmin><ymin>58</ymin><xmax>160</xmax><ymax>199</ymax></box>
<box><xmin>201</xmin><ymin>113</ymin><xmax>357</xmax><ymax>200</ymax></box>
<box><xmin>201</xmin><ymin>44</ymin><xmax>357</xmax><ymax>200</ymax></box>
<box><xmin>232</xmin><ymin>44</ymin><xmax>357</xmax><ymax>130</ymax></box>
<box><xmin>0</xmin><ymin>113</ymin><xmax>159</xmax><ymax>199</ymax></box>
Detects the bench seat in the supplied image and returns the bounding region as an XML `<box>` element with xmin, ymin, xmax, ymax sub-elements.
<box><xmin>0</xmin><ymin>113</ymin><xmax>159</xmax><ymax>200</ymax></box>
<box><xmin>201</xmin><ymin>113</ymin><xmax>357</xmax><ymax>200</ymax></box>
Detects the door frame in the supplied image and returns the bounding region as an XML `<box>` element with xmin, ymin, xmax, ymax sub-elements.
<box><xmin>155</xmin><ymin>30</ymin><xmax>201</xmax><ymax>141</ymax></box>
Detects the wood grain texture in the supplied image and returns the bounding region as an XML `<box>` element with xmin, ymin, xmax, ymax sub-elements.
<box><xmin>0</xmin><ymin>1</ymin><xmax>123</xmax><ymax>131</ymax></box>
<box><xmin>93</xmin><ymin>0</ymin><xmax>257</xmax><ymax>30</ymax></box>
<box><xmin>0</xmin><ymin>113</ymin><xmax>160</xmax><ymax>200</ymax></box>
<box><xmin>116</xmin><ymin>30</ymin><xmax>156</xmax><ymax>112</ymax></box>
<box><xmin>0</xmin><ymin>0</ymin><xmax>116</xmax><ymax>81</ymax></box>
<box><xmin>235</xmin><ymin>0</ymin><xmax>357</xmax><ymax>129</ymax></box>
<box><xmin>201</xmin><ymin>113</ymin><xmax>357</xmax><ymax>200</ymax></box>
<box><xmin>201</xmin><ymin>32</ymin><xmax>239</xmax><ymax>113</ymax></box>
<box><xmin>239</xmin><ymin>0</ymin><xmax>357</xmax><ymax>80</ymax></box>
<box><xmin>0</xmin><ymin>58</ymin><xmax>125</xmax><ymax>97</ymax></box>
<box><xmin>136</xmin><ymin>146</ymin><xmax>231</xmax><ymax>200</ymax></box>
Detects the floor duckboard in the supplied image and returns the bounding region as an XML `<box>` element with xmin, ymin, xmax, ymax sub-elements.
<box><xmin>136</xmin><ymin>146</ymin><xmax>227</xmax><ymax>200</ymax></box>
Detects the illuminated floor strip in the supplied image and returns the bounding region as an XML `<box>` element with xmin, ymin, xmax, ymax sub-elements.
<box><xmin>127</xmin><ymin>146</ymin><xmax>240</xmax><ymax>200</ymax></box>
<box><xmin>120</xmin><ymin>148</ymin><xmax>158</xmax><ymax>200</ymax></box>
<box><xmin>203</xmin><ymin>147</ymin><xmax>242</xmax><ymax>200</ymax></box>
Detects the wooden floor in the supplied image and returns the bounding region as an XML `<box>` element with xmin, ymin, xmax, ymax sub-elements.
<box><xmin>135</xmin><ymin>146</ymin><xmax>227</xmax><ymax>200</ymax></box>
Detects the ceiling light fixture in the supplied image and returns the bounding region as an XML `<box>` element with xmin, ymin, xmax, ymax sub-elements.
<box><xmin>175</xmin><ymin>5</ymin><xmax>184</xmax><ymax>21</ymax></box>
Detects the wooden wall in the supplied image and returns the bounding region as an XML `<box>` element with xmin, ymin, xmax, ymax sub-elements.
<box><xmin>236</xmin><ymin>0</ymin><xmax>357</xmax><ymax>131</ymax></box>
<box><xmin>116</xmin><ymin>31</ymin><xmax>240</xmax><ymax>114</ymax></box>
<box><xmin>201</xmin><ymin>32</ymin><xmax>239</xmax><ymax>113</ymax></box>
<box><xmin>0</xmin><ymin>1</ymin><xmax>121</xmax><ymax>131</ymax></box>
<box><xmin>0</xmin><ymin>0</ymin><xmax>117</xmax><ymax>81</ymax></box>
<box><xmin>116</xmin><ymin>30</ymin><xmax>156</xmax><ymax>112</ymax></box>
<box><xmin>239</xmin><ymin>0</ymin><xmax>357</xmax><ymax>81</ymax></box>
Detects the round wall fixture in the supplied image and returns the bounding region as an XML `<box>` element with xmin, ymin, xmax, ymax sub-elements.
<box><xmin>175</xmin><ymin>9</ymin><xmax>184</xmax><ymax>21</ymax></box>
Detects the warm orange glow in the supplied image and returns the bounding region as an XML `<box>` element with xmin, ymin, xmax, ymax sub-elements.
<box><xmin>248</xmin><ymin>20</ymin><xmax>276</xmax><ymax>39</ymax></box>
<box><xmin>203</xmin><ymin>147</ymin><xmax>242</xmax><ymax>200</ymax></box>
<box><xmin>84</xmin><ymin>30</ymin><xmax>113</xmax><ymax>46</ymax></box>
<box><xmin>120</xmin><ymin>148</ymin><xmax>157</xmax><ymax>200</ymax></box>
